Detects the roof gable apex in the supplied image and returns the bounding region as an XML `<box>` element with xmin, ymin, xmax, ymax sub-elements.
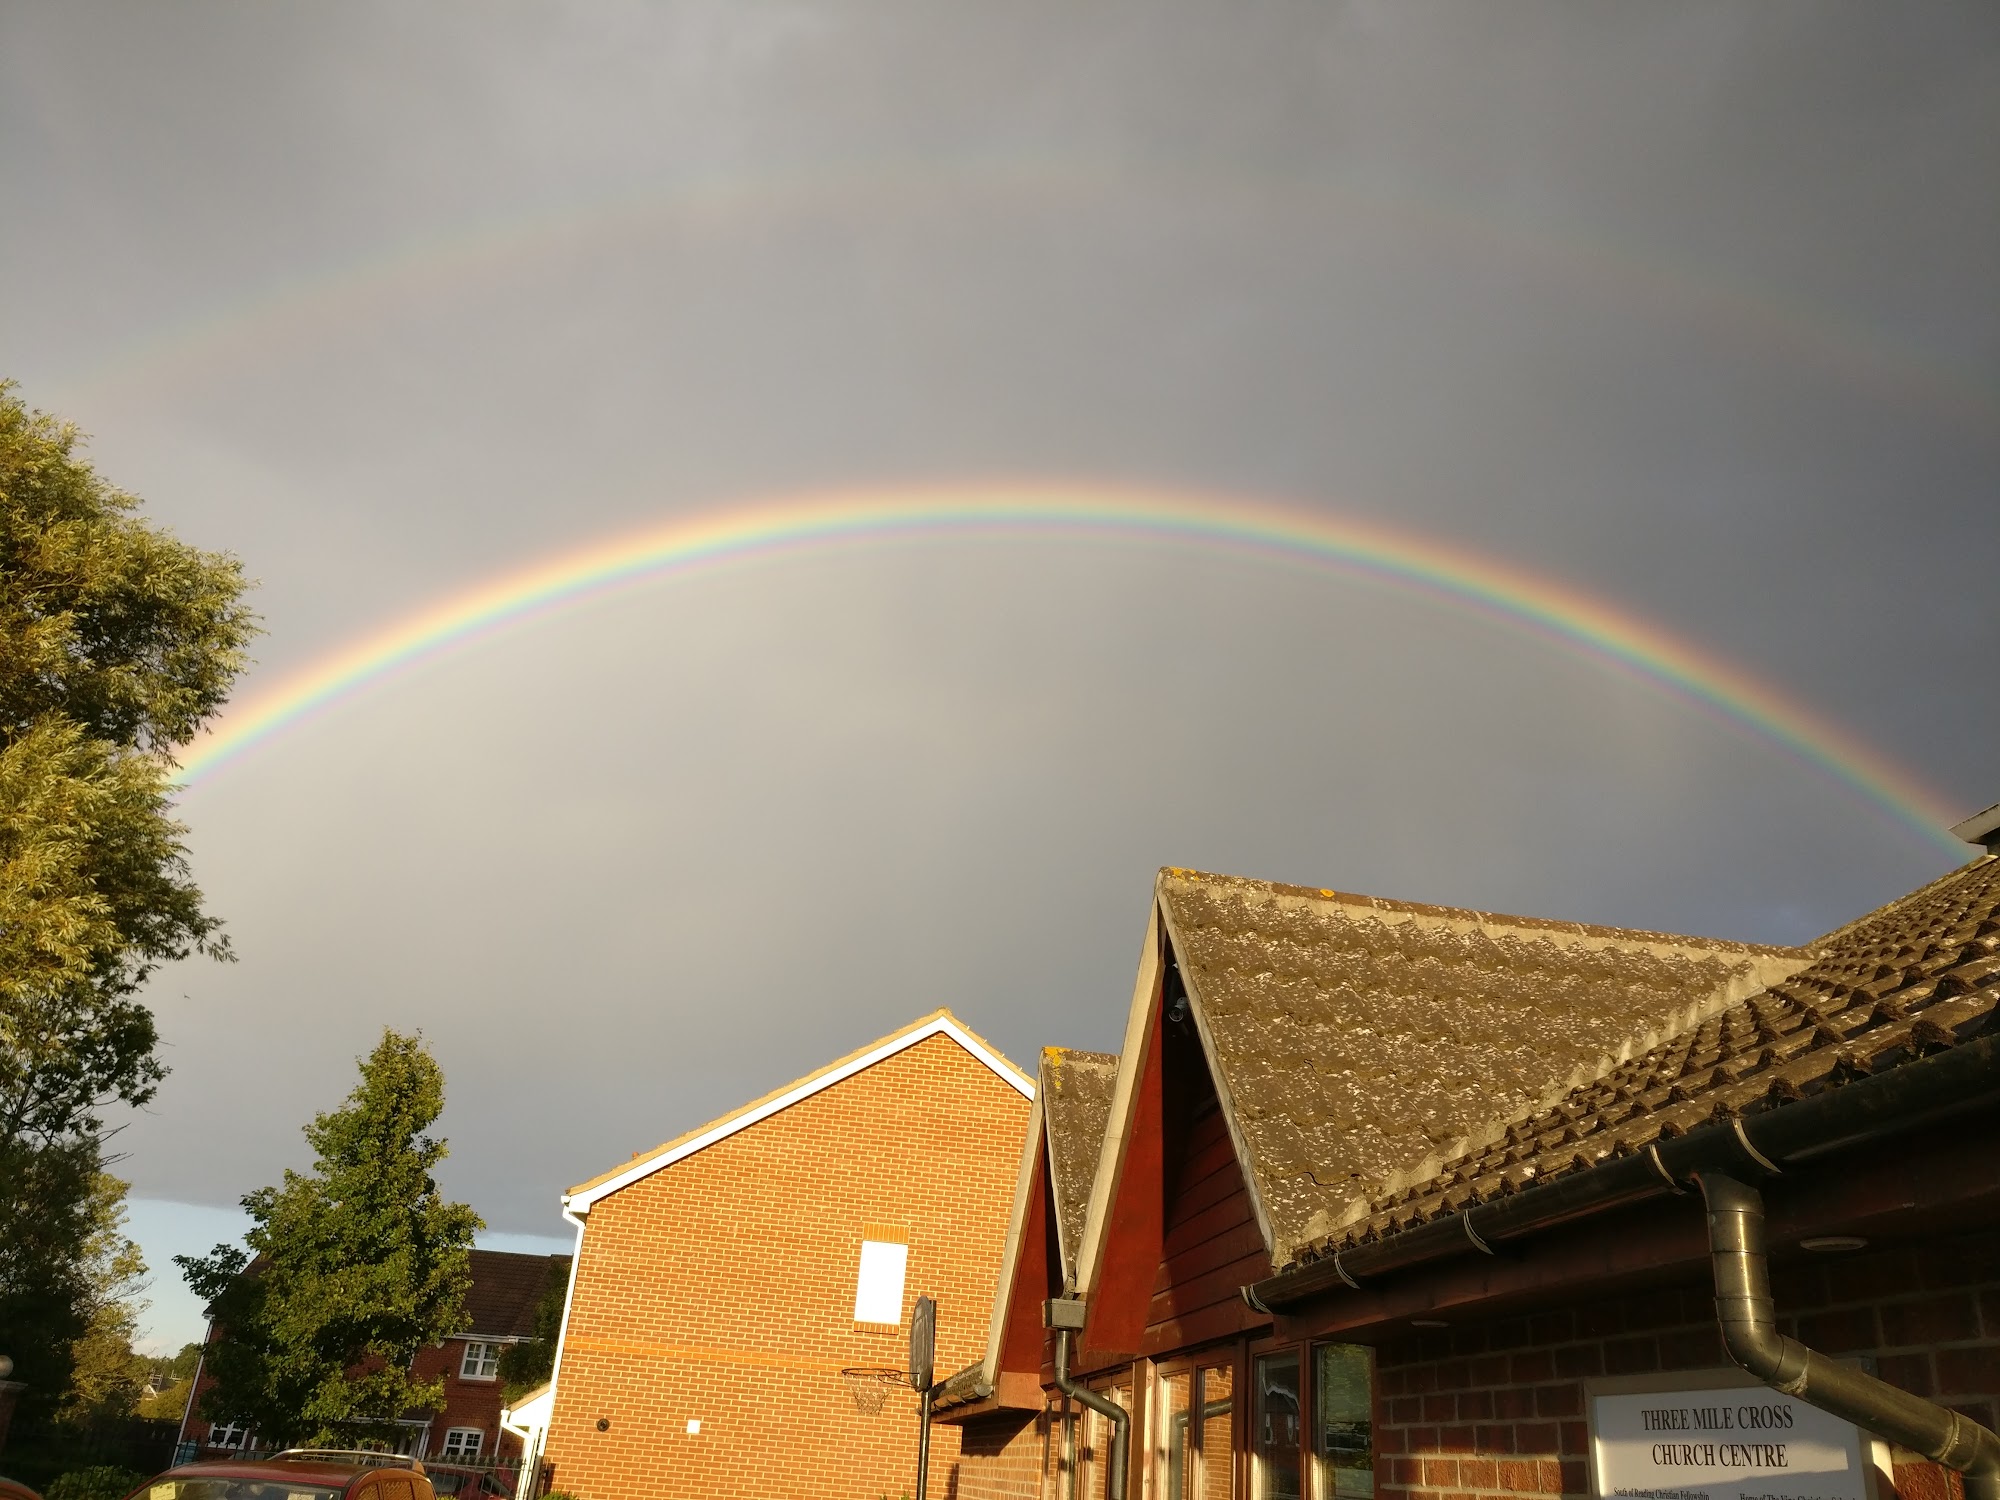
<box><xmin>564</xmin><ymin>1010</ymin><xmax>1032</xmax><ymax>1213</ymax></box>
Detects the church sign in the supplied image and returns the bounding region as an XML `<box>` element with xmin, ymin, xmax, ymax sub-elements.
<box><xmin>1589</xmin><ymin>1374</ymin><xmax>1871</xmax><ymax>1500</ymax></box>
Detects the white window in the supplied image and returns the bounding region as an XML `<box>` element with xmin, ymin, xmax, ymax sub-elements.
<box><xmin>852</xmin><ymin>1239</ymin><xmax>909</xmax><ymax>1325</ymax></box>
<box><xmin>440</xmin><ymin>1427</ymin><xmax>484</xmax><ymax>1459</ymax></box>
<box><xmin>207</xmin><ymin>1420</ymin><xmax>252</xmax><ymax>1450</ymax></box>
<box><xmin>459</xmin><ymin>1340</ymin><xmax>502</xmax><ymax>1380</ymax></box>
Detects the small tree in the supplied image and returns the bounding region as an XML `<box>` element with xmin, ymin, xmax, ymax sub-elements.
<box><xmin>177</xmin><ymin>1031</ymin><xmax>483</xmax><ymax>1445</ymax></box>
<box><xmin>498</xmin><ymin>1256</ymin><xmax>571</xmax><ymax>1400</ymax></box>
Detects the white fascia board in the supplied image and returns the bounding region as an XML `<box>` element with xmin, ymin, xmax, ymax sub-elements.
<box><xmin>562</xmin><ymin>1014</ymin><xmax>1033</xmax><ymax>1215</ymax></box>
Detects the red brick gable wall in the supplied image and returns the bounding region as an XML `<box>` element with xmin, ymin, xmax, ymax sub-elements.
<box><xmin>546</xmin><ymin>1031</ymin><xmax>1032</xmax><ymax>1500</ymax></box>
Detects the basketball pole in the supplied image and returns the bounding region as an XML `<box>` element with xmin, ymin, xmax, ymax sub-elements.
<box><xmin>910</xmin><ymin>1294</ymin><xmax>937</xmax><ymax>1500</ymax></box>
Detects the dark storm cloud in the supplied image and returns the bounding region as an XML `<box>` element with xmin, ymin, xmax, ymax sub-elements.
<box><xmin>0</xmin><ymin>1</ymin><xmax>1994</xmax><ymax>1236</ymax></box>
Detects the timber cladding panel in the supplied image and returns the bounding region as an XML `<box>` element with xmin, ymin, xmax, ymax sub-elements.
<box><xmin>1373</xmin><ymin>1228</ymin><xmax>2000</xmax><ymax>1500</ymax></box>
<box><xmin>1143</xmin><ymin>1096</ymin><xmax>1268</xmax><ymax>1357</ymax></box>
<box><xmin>546</xmin><ymin>1032</ymin><xmax>1031</xmax><ymax>1500</ymax></box>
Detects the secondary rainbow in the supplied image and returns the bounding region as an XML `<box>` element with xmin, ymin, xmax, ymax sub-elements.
<box><xmin>172</xmin><ymin>484</ymin><xmax>1966</xmax><ymax>854</ymax></box>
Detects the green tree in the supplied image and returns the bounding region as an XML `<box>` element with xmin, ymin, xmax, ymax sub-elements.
<box><xmin>177</xmin><ymin>1031</ymin><xmax>484</xmax><ymax>1445</ymax></box>
<box><xmin>0</xmin><ymin>379</ymin><xmax>253</xmax><ymax>1421</ymax></box>
<box><xmin>498</xmin><ymin>1256</ymin><xmax>571</xmax><ymax>1400</ymax></box>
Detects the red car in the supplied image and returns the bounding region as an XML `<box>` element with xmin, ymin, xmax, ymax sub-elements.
<box><xmin>123</xmin><ymin>1451</ymin><xmax>435</xmax><ymax>1500</ymax></box>
<box><xmin>0</xmin><ymin>1478</ymin><xmax>44</xmax><ymax>1500</ymax></box>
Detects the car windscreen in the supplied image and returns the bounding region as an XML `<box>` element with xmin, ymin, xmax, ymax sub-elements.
<box><xmin>145</xmin><ymin>1481</ymin><xmax>344</xmax><ymax>1500</ymax></box>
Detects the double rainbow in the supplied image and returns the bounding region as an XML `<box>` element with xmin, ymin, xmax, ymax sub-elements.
<box><xmin>172</xmin><ymin>485</ymin><xmax>1963</xmax><ymax>856</ymax></box>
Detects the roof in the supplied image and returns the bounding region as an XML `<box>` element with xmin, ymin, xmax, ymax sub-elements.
<box><xmin>1303</xmin><ymin>853</ymin><xmax>2000</xmax><ymax>1259</ymax></box>
<box><xmin>1156</xmin><ymin>868</ymin><xmax>1811</xmax><ymax>1267</ymax></box>
<box><xmin>1952</xmin><ymin>801</ymin><xmax>2000</xmax><ymax>850</ymax></box>
<box><xmin>461</xmin><ymin>1250</ymin><xmax>565</xmax><ymax>1340</ymax></box>
<box><xmin>564</xmin><ymin>1010</ymin><xmax>1032</xmax><ymax>1211</ymax></box>
<box><xmin>1040</xmin><ymin>1046</ymin><xmax>1118</xmax><ymax>1279</ymax></box>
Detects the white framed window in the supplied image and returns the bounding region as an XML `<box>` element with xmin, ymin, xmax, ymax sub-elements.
<box><xmin>853</xmin><ymin>1238</ymin><xmax>910</xmax><ymax>1325</ymax></box>
<box><xmin>440</xmin><ymin>1427</ymin><xmax>484</xmax><ymax>1459</ymax></box>
<box><xmin>459</xmin><ymin>1340</ymin><xmax>502</xmax><ymax>1380</ymax></box>
<box><xmin>207</xmin><ymin>1420</ymin><xmax>253</xmax><ymax>1450</ymax></box>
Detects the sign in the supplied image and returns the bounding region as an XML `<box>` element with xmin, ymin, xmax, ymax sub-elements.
<box><xmin>1591</xmin><ymin>1383</ymin><xmax>1868</xmax><ymax>1500</ymax></box>
<box><xmin>908</xmin><ymin>1294</ymin><xmax>936</xmax><ymax>1394</ymax></box>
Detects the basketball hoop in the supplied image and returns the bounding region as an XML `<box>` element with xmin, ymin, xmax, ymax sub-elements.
<box><xmin>838</xmin><ymin>1366</ymin><xmax>910</xmax><ymax>1415</ymax></box>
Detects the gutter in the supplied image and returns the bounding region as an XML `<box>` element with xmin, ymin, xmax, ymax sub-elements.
<box><xmin>1247</xmin><ymin>1032</ymin><xmax>2000</xmax><ymax>1312</ymax></box>
<box><xmin>1696</xmin><ymin>1173</ymin><xmax>2000</xmax><ymax>1500</ymax></box>
<box><xmin>1047</xmin><ymin>1300</ymin><xmax>1129</xmax><ymax>1500</ymax></box>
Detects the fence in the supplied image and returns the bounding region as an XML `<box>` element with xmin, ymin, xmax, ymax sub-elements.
<box><xmin>2</xmin><ymin>1413</ymin><xmax>182</xmax><ymax>1491</ymax></box>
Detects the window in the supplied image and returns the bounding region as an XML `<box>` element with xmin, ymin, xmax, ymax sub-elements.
<box><xmin>1313</xmin><ymin>1345</ymin><xmax>1374</xmax><ymax>1500</ymax></box>
<box><xmin>205</xmin><ymin>1420</ymin><xmax>253</xmax><ymax>1450</ymax></box>
<box><xmin>439</xmin><ymin>1427</ymin><xmax>484</xmax><ymax>1459</ymax></box>
<box><xmin>1252</xmin><ymin>1352</ymin><xmax>1302</xmax><ymax>1500</ymax></box>
<box><xmin>852</xmin><ymin>1239</ymin><xmax>909</xmax><ymax>1325</ymax></box>
<box><xmin>459</xmin><ymin>1341</ymin><xmax>502</xmax><ymax>1380</ymax></box>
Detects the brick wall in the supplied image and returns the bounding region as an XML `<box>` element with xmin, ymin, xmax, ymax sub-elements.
<box><xmin>1374</xmin><ymin>1227</ymin><xmax>2000</xmax><ymax>1500</ymax></box>
<box><xmin>951</xmin><ymin>1409</ymin><xmax>1047</xmax><ymax>1500</ymax></box>
<box><xmin>547</xmin><ymin>1033</ymin><xmax>1032</xmax><ymax>1500</ymax></box>
<box><xmin>410</xmin><ymin>1340</ymin><xmax>520</xmax><ymax>1459</ymax></box>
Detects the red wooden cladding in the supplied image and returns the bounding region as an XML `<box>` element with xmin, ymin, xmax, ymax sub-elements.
<box><xmin>1141</xmin><ymin>1097</ymin><xmax>1273</xmax><ymax>1356</ymax></box>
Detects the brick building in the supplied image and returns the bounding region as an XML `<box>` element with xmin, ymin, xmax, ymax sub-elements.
<box><xmin>182</xmin><ymin>1249</ymin><xmax>567</xmax><ymax>1465</ymax></box>
<box><xmin>933</xmin><ymin>810</ymin><xmax>2000</xmax><ymax>1500</ymax></box>
<box><xmin>537</xmin><ymin>1011</ymin><xmax>1034</xmax><ymax>1500</ymax></box>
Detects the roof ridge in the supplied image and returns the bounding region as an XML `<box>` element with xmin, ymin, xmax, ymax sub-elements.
<box><xmin>1157</xmin><ymin>866</ymin><xmax>1801</xmax><ymax>957</ymax></box>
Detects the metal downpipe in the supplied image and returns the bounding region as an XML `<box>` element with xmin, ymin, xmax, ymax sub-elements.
<box><xmin>1053</xmin><ymin>1325</ymin><xmax>1129</xmax><ymax>1500</ymax></box>
<box><xmin>1694</xmin><ymin>1173</ymin><xmax>2000</xmax><ymax>1500</ymax></box>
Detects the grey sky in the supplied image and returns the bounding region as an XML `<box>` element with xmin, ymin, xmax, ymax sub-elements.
<box><xmin>4</xmin><ymin>0</ymin><xmax>1996</xmax><ymax>1303</ymax></box>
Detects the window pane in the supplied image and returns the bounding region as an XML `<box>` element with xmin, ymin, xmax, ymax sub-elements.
<box><xmin>1253</xmin><ymin>1353</ymin><xmax>1302</xmax><ymax>1500</ymax></box>
<box><xmin>1159</xmin><ymin>1371</ymin><xmax>1194</xmax><ymax>1500</ymax></box>
<box><xmin>853</xmin><ymin>1240</ymin><xmax>909</xmax><ymax>1324</ymax></box>
<box><xmin>1199</xmin><ymin>1362</ymin><xmax>1235</xmax><ymax>1500</ymax></box>
<box><xmin>1313</xmin><ymin>1345</ymin><xmax>1374</xmax><ymax>1500</ymax></box>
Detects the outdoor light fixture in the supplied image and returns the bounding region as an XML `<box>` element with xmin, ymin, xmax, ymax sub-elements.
<box><xmin>1799</xmin><ymin>1235</ymin><xmax>1869</xmax><ymax>1253</ymax></box>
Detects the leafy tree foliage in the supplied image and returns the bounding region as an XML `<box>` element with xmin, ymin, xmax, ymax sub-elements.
<box><xmin>498</xmin><ymin>1256</ymin><xmax>571</xmax><ymax>1399</ymax></box>
<box><xmin>1</xmin><ymin>382</ymin><xmax>254</xmax><ymax>1155</ymax></box>
<box><xmin>0</xmin><ymin>380</ymin><xmax>252</xmax><ymax>1421</ymax></box>
<box><xmin>178</xmin><ymin>1032</ymin><xmax>483</xmax><ymax>1445</ymax></box>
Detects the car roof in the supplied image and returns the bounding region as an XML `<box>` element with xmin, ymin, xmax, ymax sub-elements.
<box><xmin>151</xmin><ymin>1458</ymin><xmax>373</xmax><ymax>1486</ymax></box>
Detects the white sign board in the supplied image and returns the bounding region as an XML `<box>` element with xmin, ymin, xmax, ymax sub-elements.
<box><xmin>1591</xmin><ymin>1385</ymin><xmax>1868</xmax><ymax>1500</ymax></box>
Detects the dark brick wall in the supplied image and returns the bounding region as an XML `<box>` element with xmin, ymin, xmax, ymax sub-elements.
<box><xmin>1374</xmin><ymin>1228</ymin><xmax>1999</xmax><ymax>1500</ymax></box>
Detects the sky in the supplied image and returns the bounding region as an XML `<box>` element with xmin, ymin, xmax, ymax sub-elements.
<box><xmin>3</xmin><ymin>1</ymin><xmax>1996</xmax><ymax>1353</ymax></box>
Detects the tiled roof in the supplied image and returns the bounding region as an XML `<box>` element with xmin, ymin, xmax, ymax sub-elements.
<box><xmin>1040</xmin><ymin>1047</ymin><xmax>1118</xmax><ymax>1280</ymax></box>
<box><xmin>462</xmin><ymin>1250</ymin><xmax>566</xmax><ymax>1340</ymax></box>
<box><xmin>1305</xmin><ymin>854</ymin><xmax>2000</xmax><ymax>1260</ymax></box>
<box><xmin>1157</xmin><ymin>869</ymin><xmax>1811</xmax><ymax>1268</ymax></box>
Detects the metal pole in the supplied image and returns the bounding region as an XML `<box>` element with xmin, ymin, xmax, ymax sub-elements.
<box><xmin>915</xmin><ymin>1383</ymin><xmax>933</xmax><ymax>1500</ymax></box>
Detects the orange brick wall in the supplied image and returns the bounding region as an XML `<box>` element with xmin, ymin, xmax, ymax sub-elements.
<box><xmin>953</xmin><ymin>1409</ymin><xmax>1050</xmax><ymax>1500</ymax></box>
<box><xmin>546</xmin><ymin>1033</ymin><xmax>1033</xmax><ymax>1500</ymax></box>
<box><xmin>1375</xmin><ymin>1228</ymin><xmax>2000</xmax><ymax>1500</ymax></box>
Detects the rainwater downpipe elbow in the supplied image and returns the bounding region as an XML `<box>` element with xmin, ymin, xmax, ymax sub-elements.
<box><xmin>1694</xmin><ymin>1172</ymin><xmax>2000</xmax><ymax>1500</ymax></box>
<box><xmin>1048</xmin><ymin>1303</ymin><xmax>1129</xmax><ymax>1500</ymax></box>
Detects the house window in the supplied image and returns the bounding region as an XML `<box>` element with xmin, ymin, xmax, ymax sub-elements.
<box><xmin>1253</xmin><ymin>1352</ymin><xmax>1302</xmax><ymax>1500</ymax></box>
<box><xmin>852</xmin><ymin>1238</ymin><xmax>909</xmax><ymax>1326</ymax></box>
<box><xmin>440</xmin><ymin>1427</ymin><xmax>484</xmax><ymax>1459</ymax></box>
<box><xmin>207</xmin><ymin>1420</ymin><xmax>253</xmax><ymax>1450</ymax></box>
<box><xmin>460</xmin><ymin>1340</ymin><xmax>502</xmax><ymax>1380</ymax></box>
<box><xmin>1312</xmin><ymin>1345</ymin><xmax>1374</xmax><ymax>1500</ymax></box>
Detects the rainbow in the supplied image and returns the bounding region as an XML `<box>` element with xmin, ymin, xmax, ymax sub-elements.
<box><xmin>171</xmin><ymin>484</ymin><xmax>1967</xmax><ymax>856</ymax></box>
<box><xmin>50</xmin><ymin>169</ymin><xmax>1999</xmax><ymax>440</ymax></box>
